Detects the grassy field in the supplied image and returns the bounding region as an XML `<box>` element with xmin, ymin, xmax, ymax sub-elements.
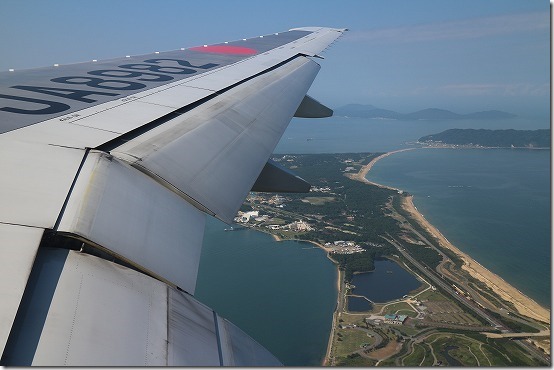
<box><xmin>381</xmin><ymin>301</ymin><xmax>416</xmax><ymax>316</ymax></box>
<box><xmin>335</xmin><ymin>353</ymin><xmax>376</xmax><ymax>366</ymax></box>
<box><xmin>301</xmin><ymin>196</ymin><xmax>336</xmax><ymax>205</ymax></box>
<box><xmin>403</xmin><ymin>342</ymin><xmax>434</xmax><ymax>366</ymax></box>
<box><xmin>335</xmin><ymin>329</ymin><xmax>375</xmax><ymax>357</ymax></box>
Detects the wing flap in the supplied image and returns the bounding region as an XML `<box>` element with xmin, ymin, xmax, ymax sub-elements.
<box><xmin>3</xmin><ymin>250</ymin><xmax>281</xmax><ymax>366</ymax></box>
<box><xmin>30</xmin><ymin>250</ymin><xmax>169</xmax><ymax>366</ymax></box>
<box><xmin>0</xmin><ymin>140</ymin><xmax>86</xmax><ymax>228</ymax></box>
<box><xmin>251</xmin><ymin>159</ymin><xmax>311</xmax><ymax>193</ymax></box>
<box><xmin>57</xmin><ymin>151</ymin><xmax>206</xmax><ymax>293</ymax></box>
<box><xmin>0</xmin><ymin>224</ymin><xmax>43</xmax><ymax>355</ymax></box>
<box><xmin>218</xmin><ymin>317</ymin><xmax>282</xmax><ymax>366</ymax></box>
<box><xmin>294</xmin><ymin>94</ymin><xmax>333</xmax><ymax>118</ymax></box>
<box><xmin>111</xmin><ymin>57</ymin><xmax>320</xmax><ymax>223</ymax></box>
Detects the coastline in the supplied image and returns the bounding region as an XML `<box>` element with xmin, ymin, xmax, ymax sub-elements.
<box><xmin>401</xmin><ymin>194</ymin><xmax>550</xmax><ymax>324</ymax></box>
<box><xmin>345</xmin><ymin>148</ymin><xmax>415</xmax><ymax>190</ymax></box>
<box><xmin>241</xmin><ymin>149</ymin><xmax>549</xmax><ymax>364</ymax></box>
<box><xmin>261</xmin><ymin>233</ymin><xmax>340</xmax><ymax>366</ymax></box>
<box><xmin>358</xmin><ymin>149</ymin><xmax>550</xmax><ymax>324</ymax></box>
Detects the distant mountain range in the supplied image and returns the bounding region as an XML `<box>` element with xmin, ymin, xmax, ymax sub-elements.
<box><xmin>334</xmin><ymin>104</ymin><xmax>516</xmax><ymax>120</ymax></box>
<box><xmin>419</xmin><ymin>129</ymin><xmax>550</xmax><ymax>148</ymax></box>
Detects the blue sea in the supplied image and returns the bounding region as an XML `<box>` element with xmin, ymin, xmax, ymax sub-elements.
<box><xmin>195</xmin><ymin>115</ymin><xmax>550</xmax><ymax>365</ymax></box>
<box><xmin>366</xmin><ymin>147</ymin><xmax>551</xmax><ymax>308</ymax></box>
<box><xmin>195</xmin><ymin>218</ymin><xmax>337</xmax><ymax>366</ymax></box>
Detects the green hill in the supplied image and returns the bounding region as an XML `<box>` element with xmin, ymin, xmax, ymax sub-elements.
<box><xmin>419</xmin><ymin>129</ymin><xmax>550</xmax><ymax>148</ymax></box>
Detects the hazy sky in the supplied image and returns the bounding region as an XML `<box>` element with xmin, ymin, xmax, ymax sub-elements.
<box><xmin>0</xmin><ymin>0</ymin><xmax>550</xmax><ymax>117</ymax></box>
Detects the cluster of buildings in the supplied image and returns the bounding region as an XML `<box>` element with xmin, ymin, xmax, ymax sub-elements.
<box><xmin>367</xmin><ymin>242</ymin><xmax>385</xmax><ymax>248</ymax></box>
<box><xmin>234</xmin><ymin>210</ymin><xmax>314</xmax><ymax>233</ymax></box>
<box><xmin>265</xmin><ymin>220</ymin><xmax>313</xmax><ymax>232</ymax></box>
<box><xmin>309</xmin><ymin>186</ymin><xmax>332</xmax><ymax>193</ymax></box>
<box><xmin>383</xmin><ymin>314</ymin><xmax>408</xmax><ymax>325</ymax></box>
<box><xmin>245</xmin><ymin>194</ymin><xmax>288</xmax><ymax>208</ymax></box>
<box><xmin>234</xmin><ymin>210</ymin><xmax>269</xmax><ymax>223</ymax></box>
<box><xmin>325</xmin><ymin>241</ymin><xmax>364</xmax><ymax>254</ymax></box>
<box><xmin>364</xmin><ymin>313</ymin><xmax>409</xmax><ymax>326</ymax></box>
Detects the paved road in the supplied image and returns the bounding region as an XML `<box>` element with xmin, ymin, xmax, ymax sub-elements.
<box><xmin>382</xmin><ymin>234</ymin><xmax>503</xmax><ymax>329</ymax></box>
<box><xmin>484</xmin><ymin>330</ymin><xmax>550</xmax><ymax>339</ymax></box>
<box><xmin>383</xmin><ymin>233</ymin><xmax>551</xmax><ymax>365</ymax></box>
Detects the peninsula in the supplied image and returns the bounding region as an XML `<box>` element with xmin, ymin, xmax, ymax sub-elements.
<box><xmin>419</xmin><ymin>128</ymin><xmax>550</xmax><ymax>148</ymax></box>
<box><xmin>334</xmin><ymin>104</ymin><xmax>516</xmax><ymax>121</ymax></box>
<box><xmin>236</xmin><ymin>152</ymin><xmax>550</xmax><ymax>366</ymax></box>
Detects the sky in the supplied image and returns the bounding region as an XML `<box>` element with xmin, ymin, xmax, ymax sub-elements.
<box><xmin>0</xmin><ymin>0</ymin><xmax>550</xmax><ymax>117</ymax></box>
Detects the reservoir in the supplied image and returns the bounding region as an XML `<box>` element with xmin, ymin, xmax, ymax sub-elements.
<box><xmin>350</xmin><ymin>259</ymin><xmax>422</xmax><ymax>306</ymax></box>
<box><xmin>347</xmin><ymin>296</ymin><xmax>373</xmax><ymax>312</ymax></box>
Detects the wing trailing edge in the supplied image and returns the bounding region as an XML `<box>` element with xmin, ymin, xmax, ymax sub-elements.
<box><xmin>294</xmin><ymin>94</ymin><xmax>333</xmax><ymax>118</ymax></box>
<box><xmin>251</xmin><ymin>159</ymin><xmax>311</xmax><ymax>193</ymax></box>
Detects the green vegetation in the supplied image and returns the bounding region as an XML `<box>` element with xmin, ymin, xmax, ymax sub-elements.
<box><xmin>333</xmin><ymin>251</ymin><xmax>375</xmax><ymax>281</ymax></box>
<box><xmin>251</xmin><ymin>153</ymin><xmax>400</xmax><ymax>277</ymax></box>
<box><xmin>334</xmin><ymin>329</ymin><xmax>375</xmax><ymax>357</ymax></box>
<box><xmin>484</xmin><ymin>309</ymin><xmax>540</xmax><ymax>333</ymax></box>
<box><xmin>420</xmin><ymin>128</ymin><xmax>550</xmax><ymax>148</ymax></box>
<box><xmin>402</xmin><ymin>242</ymin><xmax>442</xmax><ymax>269</ymax></box>
<box><xmin>301</xmin><ymin>196</ymin><xmax>336</xmax><ymax>205</ymax></box>
<box><xmin>382</xmin><ymin>302</ymin><xmax>416</xmax><ymax>316</ymax></box>
<box><xmin>392</xmin><ymin>194</ymin><xmax>464</xmax><ymax>266</ymax></box>
<box><xmin>483</xmin><ymin>337</ymin><xmax>546</xmax><ymax>366</ymax></box>
<box><xmin>336</xmin><ymin>353</ymin><xmax>376</xmax><ymax>366</ymax></box>
<box><xmin>403</xmin><ymin>343</ymin><xmax>434</xmax><ymax>366</ymax></box>
<box><xmin>242</xmin><ymin>153</ymin><xmax>548</xmax><ymax>366</ymax></box>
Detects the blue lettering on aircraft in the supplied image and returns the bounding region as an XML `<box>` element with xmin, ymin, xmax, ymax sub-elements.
<box><xmin>0</xmin><ymin>58</ymin><xmax>220</xmax><ymax>116</ymax></box>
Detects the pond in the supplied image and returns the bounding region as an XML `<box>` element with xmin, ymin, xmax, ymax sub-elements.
<box><xmin>350</xmin><ymin>259</ymin><xmax>422</xmax><ymax>303</ymax></box>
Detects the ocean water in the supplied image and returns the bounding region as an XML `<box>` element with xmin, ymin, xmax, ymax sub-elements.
<box><xmin>195</xmin><ymin>218</ymin><xmax>337</xmax><ymax>366</ymax></box>
<box><xmin>195</xmin><ymin>115</ymin><xmax>550</xmax><ymax>365</ymax></box>
<box><xmin>366</xmin><ymin>148</ymin><xmax>551</xmax><ymax>308</ymax></box>
<box><xmin>274</xmin><ymin>116</ymin><xmax>548</xmax><ymax>154</ymax></box>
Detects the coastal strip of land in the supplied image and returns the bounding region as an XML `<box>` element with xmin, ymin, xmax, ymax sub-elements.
<box><xmin>346</xmin><ymin>148</ymin><xmax>415</xmax><ymax>190</ymax></box>
<box><xmin>356</xmin><ymin>149</ymin><xmax>550</xmax><ymax>324</ymax></box>
<box><xmin>401</xmin><ymin>194</ymin><xmax>550</xmax><ymax>324</ymax></box>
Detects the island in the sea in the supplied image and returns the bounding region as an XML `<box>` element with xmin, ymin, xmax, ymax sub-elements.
<box><xmin>334</xmin><ymin>103</ymin><xmax>516</xmax><ymax>120</ymax></box>
<box><xmin>419</xmin><ymin>128</ymin><xmax>550</xmax><ymax>148</ymax></box>
<box><xmin>235</xmin><ymin>152</ymin><xmax>550</xmax><ymax>366</ymax></box>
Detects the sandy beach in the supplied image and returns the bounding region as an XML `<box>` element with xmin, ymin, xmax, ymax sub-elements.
<box><xmin>401</xmin><ymin>194</ymin><xmax>550</xmax><ymax>324</ymax></box>
<box><xmin>355</xmin><ymin>150</ymin><xmax>550</xmax><ymax>324</ymax></box>
<box><xmin>345</xmin><ymin>148</ymin><xmax>415</xmax><ymax>190</ymax></box>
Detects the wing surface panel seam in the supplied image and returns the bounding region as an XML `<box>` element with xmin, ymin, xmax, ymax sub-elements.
<box><xmin>95</xmin><ymin>54</ymin><xmax>304</xmax><ymax>152</ymax></box>
<box><xmin>52</xmin><ymin>148</ymin><xmax>90</xmax><ymax>231</ymax></box>
<box><xmin>212</xmin><ymin>311</ymin><xmax>224</xmax><ymax>366</ymax></box>
<box><xmin>0</xmin><ymin>221</ymin><xmax>46</xmax><ymax>229</ymax></box>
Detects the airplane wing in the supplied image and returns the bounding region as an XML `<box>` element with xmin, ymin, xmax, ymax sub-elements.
<box><xmin>0</xmin><ymin>26</ymin><xmax>346</xmax><ymax>366</ymax></box>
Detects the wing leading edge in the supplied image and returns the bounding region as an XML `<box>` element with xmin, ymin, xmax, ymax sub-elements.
<box><xmin>0</xmin><ymin>26</ymin><xmax>346</xmax><ymax>366</ymax></box>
